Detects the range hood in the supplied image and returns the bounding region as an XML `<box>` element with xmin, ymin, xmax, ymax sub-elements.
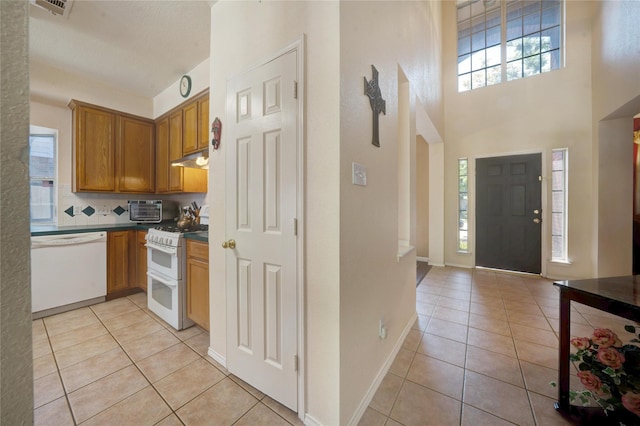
<box><xmin>171</xmin><ymin>150</ymin><xmax>209</xmax><ymax>169</ymax></box>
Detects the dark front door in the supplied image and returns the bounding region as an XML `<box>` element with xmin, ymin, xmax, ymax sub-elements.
<box><xmin>476</xmin><ymin>154</ymin><xmax>542</xmax><ymax>274</ymax></box>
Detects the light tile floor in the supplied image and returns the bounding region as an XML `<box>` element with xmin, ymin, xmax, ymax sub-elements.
<box><xmin>33</xmin><ymin>267</ymin><xmax>638</xmax><ymax>425</ymax></box>
<box><xmin>32</xmin><ymin>292</ymin><xmax>303</xmax><ymax>426</ymax></box>
<box><xmin>359</xmin><ymin>266</ymin><xmax>640</xmax><ymax>426</ymax></box>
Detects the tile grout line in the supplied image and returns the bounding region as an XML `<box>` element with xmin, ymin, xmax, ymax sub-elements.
<box><xmin>77</xmin><ymin>301</ymin><xmax>170</xmax><ymax>425</ymax></box>
<box><xmin>39</xmin><ymin>316</ymin><xmax>79</xmax><ymax>426</ymax></box>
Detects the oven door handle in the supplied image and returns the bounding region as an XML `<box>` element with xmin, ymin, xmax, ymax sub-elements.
<box><xmin>146</xmin><ymin>271</ymin><xmax>177</xmax><ymax>287</ymax></box>
<box><xmin>145</xmin><ymin>244</ymin><xmax>177</xmax><ymax>255</ymax></box>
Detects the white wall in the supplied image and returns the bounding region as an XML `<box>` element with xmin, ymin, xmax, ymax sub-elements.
<box><xmin>153</xmin><ymin>57</ymin><xmax>210</xmax><ymax>118</ymax></box>
<box><xmin>591</xmin><ymin>1</ymin><xmax>640</xmax><ymax>277</ymax></box>
<box><xmin>442</xmin><ymin>0</ymin><xmax>595</xmax><ymax>279</ymax></box>
<box><xmin>208</xmin><ymin>2</ymin><xmax>341</xmax><ymax>424</ymax></box>
<box><xmin>31</xmin><ymin>60</ymin><xmax>152</xmax><ymax>117</ymax></box>
<box><xmin>338</xmin><ymin>1</ymin><xmax>442</xmax><ymax>423</ymax></box>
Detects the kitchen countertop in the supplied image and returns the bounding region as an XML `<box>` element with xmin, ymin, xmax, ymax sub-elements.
<box><xmin>31</xmin><ymin>223</ymin><xmax>209</xmax><ymax>243</ymax></box>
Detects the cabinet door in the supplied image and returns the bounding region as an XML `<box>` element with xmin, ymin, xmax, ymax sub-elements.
<box><xmin>155</xmin><ymin>117</ymin><xmax>170</xmax><ymax>193</ymax></box>
<box><xmin>182</xmin><ymin>101</ymin><xmax>198</xmax><ymax>155</ymax></box>
<box><xmin>74</xmin><ymin>105</ymin><xmax>117</xmax><ymax>192</ymax></box>
<box><xmin>118</xmin><ymin>116</ymin><xmax>155</xmax><ymax>193</ymax></box>
<box><xmin>187</xmin><ymin>257</ymin><xmax>209</xmax><ymax>330</ymax></box>
<box><xmin>197</xmin><ymin>95</ymin><xmax>209</xmax><ymax>151</ymax></box>
<box><xmin>187</xmin><ymin>240</ymin><xmax>209</xmax><ymax>330</ymax></box>
<box><xmin>107</xmin><ymin>231</ymin><xmax>133</xmax><ymax>294</ymax></box>
<box><xmin>169</xmin><ymin>111</ymin><xmax>184</xmax><ymax>192</ymax></box>
<box><xmin>136</xmin><ymin>231</ymin><xmax>148</xmax><ymax>291</ymax></box>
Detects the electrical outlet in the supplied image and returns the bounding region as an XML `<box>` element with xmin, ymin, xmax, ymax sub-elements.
<box><xmin>96</xmin><ymin>205</ymin><xmax>111</xmax><ymax>215</ymax></box>
<box><xmin>379</xmin><ymin>319</ymin><xmax>387</xmax><ymax>340</ymax></box>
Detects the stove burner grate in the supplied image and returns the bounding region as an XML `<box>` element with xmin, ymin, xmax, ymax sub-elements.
<box><xmin>152</xmin><ymin>224</ymin><xmax>208</xmax><ymax>233</ymax></box>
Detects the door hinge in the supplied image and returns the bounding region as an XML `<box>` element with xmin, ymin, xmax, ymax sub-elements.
<box><xmin>294</xmin><ymin>218</ymin><xmax>298</xmax><ymax>236</ymax></box>
<box><xmin>293</xmin><ymin>81</ymin><xmax>298</xmax><ymax>99</ymax></box>
<box><xmin>294</xmin><ymin>354</ymin><xmax>299</xmax><ymax>372</ymax></box>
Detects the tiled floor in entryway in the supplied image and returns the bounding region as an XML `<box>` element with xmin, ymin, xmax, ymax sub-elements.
<box><xmin>32</xmin><ymin>292</ymin><xmax>302</xmax><ymax>425</ymax></box>
<box><xmin>359</xmin><ymin>266</ymin><xmax>639</xmax><ymax>426</ymax></box>
<box><xmin>33</xmin><ymin>267</ymin><xmax>637</xmax><ymax>425</ymax></box>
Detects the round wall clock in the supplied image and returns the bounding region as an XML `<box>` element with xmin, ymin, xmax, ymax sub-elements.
<box><xmin>179</xmin><ymin>75</ymin><xmax>192</xmax><ymax>98</ymax></box>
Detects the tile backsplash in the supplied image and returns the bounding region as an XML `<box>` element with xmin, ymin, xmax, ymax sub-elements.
<box><xmin>57</xmin><ymin>184</ymin><xmax>207</xmax><ymax>227</ymax></box>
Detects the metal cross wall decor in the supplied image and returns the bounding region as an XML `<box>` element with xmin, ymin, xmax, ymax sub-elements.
<box><xmin>364</xmin><ymin>65</ymin><xmax>386</xmax><ymax>147</ymax></box>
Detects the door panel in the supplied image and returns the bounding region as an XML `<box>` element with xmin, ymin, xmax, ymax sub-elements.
<box><xmin>476</xmin><ymin>154</ymin><xmax>542</xmax><ymax>274</ymax></box>
<box><xmin>226</xmin><ymin>50</ymin><xmax>298</xmax><ymax>411</ymax></box>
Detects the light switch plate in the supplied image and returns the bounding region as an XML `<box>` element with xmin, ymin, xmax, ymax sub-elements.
<box><xmin>352</xmin><ymin>162</ymin><xmax>367</xmax><ymax>186</ymax></box>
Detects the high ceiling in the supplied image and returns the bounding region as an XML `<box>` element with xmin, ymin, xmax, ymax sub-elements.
<box><xmin>29</xmin><ymin>0</ymin><xmax>212</xmax><ymax>99</ymax></box>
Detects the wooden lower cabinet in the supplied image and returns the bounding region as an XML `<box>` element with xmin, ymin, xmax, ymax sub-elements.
<box><xmin>107</xmin><ymin>230</ymin><xmax>137</xmax><ymax>299</ymax></box>
<box><xmin>186</xmin><ymin>240</ymin><xmax>209</xmax><ymax>330</ymax></box>
<box><xmin>136</xmin><ymin>230</ymin><xmax>148</xmax><ymax>291</ymax></box>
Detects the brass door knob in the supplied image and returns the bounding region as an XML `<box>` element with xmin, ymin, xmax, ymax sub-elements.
<box><xmin>222</xmin><ymin>239</ymin><xmax>236</xmax><ymax>249</ymax></box>
<box><xmin>533</xmin><ymin>218</ymin><xmax>542</xmax><ymax>224</ymax></box>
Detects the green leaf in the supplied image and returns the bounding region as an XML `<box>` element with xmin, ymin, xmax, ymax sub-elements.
<box><xmin>603</xmin><ymin>367</ymin><xmax>616</xmax><ymax>377</ymax></box>
<box><xmin>550</xmin><ymin>381</ymin><xmax>557</xmax><ymax>388</ymax></box>
<box><xmin>624</xmin><ymin>325</ymin><xmax>636</xmax><ymax>334</ymax></box>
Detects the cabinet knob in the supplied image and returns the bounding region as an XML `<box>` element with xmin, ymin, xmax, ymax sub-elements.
<box><xmin>533</xmin><ymin>218</ymin><xmax>542</xmax><ymax>224</ymax></box>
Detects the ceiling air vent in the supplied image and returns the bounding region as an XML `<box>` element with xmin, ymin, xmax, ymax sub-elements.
<box><xmin>31</xmin><ymin>0</ymin><xmax>74</xmax><ymax>18</ymax></box>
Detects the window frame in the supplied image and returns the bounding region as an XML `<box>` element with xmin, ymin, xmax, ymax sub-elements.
<box><xmin>457</xmin><ymin>158</ymin><xmax>469</xmax><ymax>253</ymax></box>
<box><xmin>457</xmin><ymin>0</ymin><xmax>564</xmax><ymax>92</ymax></box>
<box><xmin>29</xmin><ymin>131</ymin><xmax>57</xmax><ymax>225</ymax></box>
<box><xmin>551</xmin><ymin>148</ymin><xmax>568</xmax><ymax>263</ymax></box>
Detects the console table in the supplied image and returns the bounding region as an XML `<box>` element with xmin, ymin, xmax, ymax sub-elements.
<box><xmin>553</xmin><ymin>276</ymin><xmax>640</xmax><ymax>420</ymax></box>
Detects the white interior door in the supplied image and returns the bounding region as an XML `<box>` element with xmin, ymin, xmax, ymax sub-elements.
<box><xmin>225</xmin><ymin>50</ymin><xmax>298</xmax><ymax>411</ymax></box>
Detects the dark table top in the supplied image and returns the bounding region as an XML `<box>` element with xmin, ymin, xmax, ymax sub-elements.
<box><xmin>553</xmin><ymin>275</ymin><xmax>640</xmax><ymax>320</ymax></box>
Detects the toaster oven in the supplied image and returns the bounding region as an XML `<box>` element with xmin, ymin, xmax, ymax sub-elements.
<box><xmin>128</xmin><ymin>200</ymin><xmax>177</xmax><ymax>223</ymax></box>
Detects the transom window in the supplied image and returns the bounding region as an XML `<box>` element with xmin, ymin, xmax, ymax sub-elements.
<box><xmin>457</xmin><ymin>0</ymin><xmax>563</xmax><ymax>92</ymax></box>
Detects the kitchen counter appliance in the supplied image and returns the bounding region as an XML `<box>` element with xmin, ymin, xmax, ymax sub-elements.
<box><xmin>145</xmin><ymin>224</ymin><xmax>207</xmax><ymax>330</ymax></box>
<box><xmin>31</xmin><ymin>232</ymin><xmax>107</xmax><ymax>319</ymax></box>
<box><xmin>129</xmin><ymin>200</ymin><xmax>177</xmax><ymax>223</ymax></box>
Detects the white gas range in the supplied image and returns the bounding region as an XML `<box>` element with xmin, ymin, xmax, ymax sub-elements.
<box><xmin>145</xmin><ymin>224</ymin><xmax>207</xmax><ymax>330</ymax></box>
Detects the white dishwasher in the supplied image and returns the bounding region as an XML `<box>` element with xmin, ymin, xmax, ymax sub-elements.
<box><xmin>31</xmin><ymin>231</ymin><xmax>107</xmax><ymax>319</ymax></box>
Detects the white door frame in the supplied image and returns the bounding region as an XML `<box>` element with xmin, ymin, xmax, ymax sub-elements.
<box><xmin>225</xmin><ymin>35</ymin><xmax>306</xmax><ymax>417</ymax></box>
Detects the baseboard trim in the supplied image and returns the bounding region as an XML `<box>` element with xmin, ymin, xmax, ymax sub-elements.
<box><xmin>304</xmin><ymin>413</ymin><xmax>324</xmax><ymax>426</ymax></box>
<box><xmin>443</xmin><ymin>262</ymin><xmax>472</xmax><ymax>269</ymax></box>
<box><xmin>416</xmin><ymin>256</ymin><xmax>430</xmax><ymax>263</ymax></box>
<box><xmin>207</xmin><ymin>347</ymin><xmax>226</xmax><ymax>368</ymax></box>
<box><xmin>347</xmin><ymin>311</ymin><xmax>418</xmax><ymax>426</ymax></box>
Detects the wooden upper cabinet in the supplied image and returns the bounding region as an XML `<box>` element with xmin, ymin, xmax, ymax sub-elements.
<box><xmin>118</xmin><ymin>116</ymin><xmax>155</xmax><ymax>193</ymax></box>
<box><xmin>70</xmin><ymin>101</ymin><xmax>117</xmax><ymax>192</ymax></box>
<box><xmin>69</xmin><ymin>100</ymin><xmax>155</xmax><ymax>193</ymax></box>
<box><xmin>154</xmin><ymin>89</ymin><xmax>208</xmax><ymax>194</ymax></box>
<box><xmin>168</xmin><ymin>110</ymin><xmax>184</xmax><ymax>192</ymax></box>
<box><xmin>182</xmin><ymin>101</ymin><xmax>199</xmax><ymax>155</ymax></box>
<box><xmin>155</xmin><ymin>116</ymin><xmax>170</xmax><ymax>193</ymax></box>
<box><xmin>197</xmin><ymin>95</ymin><xmax>209</xmax><ymax>151</ymax></box>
